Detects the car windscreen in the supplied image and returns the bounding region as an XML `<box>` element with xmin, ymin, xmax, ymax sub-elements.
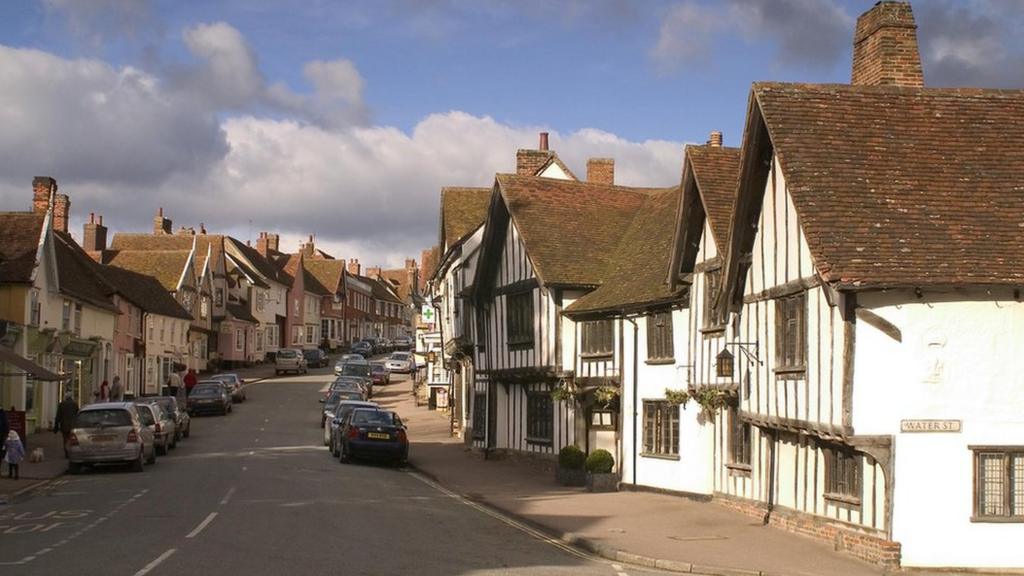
<box><xmin>352</xmin><ymin>410</ymin><xmax>398</xmax><ymax>426</ymax></box>
<box><xmin>211</xmin><ymin>375</ymin><xmax>236</xmax><ymax>383</ymax></box>
<box><xmin>391</xmin><ymin>353</ymin><xmax>411</xmax><ymax>360</ymax></box>
<box><xmin>341</xmin><ymin>364</ymin><xmax>371</xmax><ymax>377</ymax></box>
<box><xmin>277</xmin><ymin>350</ymin><xmax>298</xmax><ymax>358</ymax></box>
<box><xmin>135</xmin><ymin>406</ymin><xmax>155</xmax><ymax>426</ymax></box>
<box><xmin>75</xmin><ymin>409</ymin><xmax>133</xmax><ymax>428</ymax></box>
<box><xmin>154</xmin><ymin>398</ymin><xmax>177</xmax><ymax>413</ymax></box>
<box><xmin>192</xmin><ymin>384</ymin><xmax>221</xmax><ymax>396</ymax></box>
<box><xmin>371</xmin><ymin>365</ymin><xmax>386</xmax><ymax>373</ymax></box>
<box><xmin>336</xmin><ymin>391</ymin><xmax>364</xmax><ymax>401</ymax></box>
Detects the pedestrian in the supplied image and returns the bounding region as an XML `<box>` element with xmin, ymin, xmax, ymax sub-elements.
<box><xmin>110</xmin><ymin>375</ymin><xmax>124</xmax><ymax>402</ymax></box>
<box><xmin>54</xmin><ymin>392</ymin><xmax>79</xmax><ymax>457</ymax></box>
<box><xmin>183</xmin><ymin>368</ymin><xmax>197</xmax><ymax>397</ymax></box>
<box><xmin>99</xmin><ymin>379</ymin><xmax>110</xmax><ymax>402</ymax></box>
<box><xmin>5</xmin><ymin>430</ymin><xmax>24</xmax><ymax>479</ymax></box>
<box><xmin>166</xmin><ymin>367</ymin><xmax>183</xmax><ymax>397</ymax></box>
<box><xmin>0</xmin><ymin>405</ymin><xmax>8</xmax><ymax>464</ymax></box>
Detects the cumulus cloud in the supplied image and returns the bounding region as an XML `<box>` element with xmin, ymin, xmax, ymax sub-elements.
<box><xmin>652</xmin><ymin>0</ymin><xmax>851</xmax><ymax>72</ymax></box>
<box><xmin>915</xmin><ymin>0</ymin><xmax>1024</xmax><ymax>88</ymax></box>
<box><xmin>42</xmin><ymin>0</ymin><xmax>154</xmax><ymax>47</ymax></box>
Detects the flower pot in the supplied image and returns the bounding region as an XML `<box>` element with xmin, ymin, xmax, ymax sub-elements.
<box><xmin>557</xmin><ymin>466</ymin><xmax>587</xmax><ymax>487</ymax></box>
<box><xmin>586</xmin><ymin>472</ymin><xmax>618</xmax><ymax>493</ymax></box>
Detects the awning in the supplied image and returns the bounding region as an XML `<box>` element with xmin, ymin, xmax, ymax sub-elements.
<box><xmin>0</xmin><ymin>347</ymin><xmax>65</xmax><ymax>381</ymax></box>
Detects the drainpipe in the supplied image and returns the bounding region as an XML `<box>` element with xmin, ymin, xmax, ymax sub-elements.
<box><xmin>623</xmin><ymin>316</ymin><xmax>639</xmax><ymax>485</ymax></box>
<box><xmin>764</xmin><ymin>429</ymin><xmax>777</xmax><ymax>525</ymax></box>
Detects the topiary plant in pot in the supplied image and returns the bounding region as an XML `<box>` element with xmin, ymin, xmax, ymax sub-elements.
<box><xmin>556</xmin><ymin>444</ymin><xmax>587</xmax><ymax>486</ymax></box>
<box><xmin>585</xmin><ymin>448</ymin><xmax>618</xmax><ymax>493</ymax></box>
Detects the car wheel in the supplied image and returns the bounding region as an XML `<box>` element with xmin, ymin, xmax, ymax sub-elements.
<box><xmin>339</xmin><ymin>443</ymin><xmax>350</xmax><ymax>463</ymax></box>
<box><xmin>184</xmin><ymin>424</ymin><xmax>191</xmax><ymax>438</ymax></box>
<box><xmin>331</xmin><ymin>437</ymin><xmax>340</xmax><ymax>457</ymax></box>
<box><xmin>132</xmin><ymin>449</ymin><xmax>145</xmax><ymax>472</ymax></box>
<box><xmin>68</xmin><ymin>462</ymin><xmax>82</xmax><ymax>474</ymax></box>
<box><xmin>157</xmin><ymin>442</ymin><xmax>168</xmax><ymax>456</ymax></box>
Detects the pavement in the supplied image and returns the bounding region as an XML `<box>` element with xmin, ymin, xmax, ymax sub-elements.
<box><xmin>381</xmin><ymin>377</ymin><xmax>897</xmax><ymax>576</ymax></box>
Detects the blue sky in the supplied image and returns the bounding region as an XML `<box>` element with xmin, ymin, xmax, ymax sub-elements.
<box><xmin>0</xmin><ymin>0</ymin><xmax>1020</xmax><ymax>266</ymax></box>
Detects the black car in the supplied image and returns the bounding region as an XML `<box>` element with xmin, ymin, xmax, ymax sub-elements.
<box><xmin>303</xmin><ymin>349</ymin><xmax>329</xmax><ymax>368</ymax></box>
<box><xmin>339</xmin><ymin>408</ymin><xmax>408</xmax><ymax>465</ymax></box>
<box><xmin>350</xmin><ymin>341</ymin><xmax>373</xmax><ymax>358</ymax></box>
<box><xmin>187</xmin><ymin>381</ymin><xmax>232</xmax><ymax>416</ymax></box>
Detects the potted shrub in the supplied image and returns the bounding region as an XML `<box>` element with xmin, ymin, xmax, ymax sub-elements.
<box><xmin>585</xmin><ymin>449</ymin><xmax>618</xmax><ymax>493</ymax></box>
<box><xmin>556</xmin><ymin>444</ymin><xmax>587</xmax><ymax>486</ymax></box>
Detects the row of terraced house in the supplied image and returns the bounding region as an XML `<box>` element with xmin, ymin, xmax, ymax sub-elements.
<box><xmin>0</xmin><ymin>185</ymin><xmax>418</xmax><ymax>445</ymax></box>
<box><xmin>425</xmin><ymin>2</ymin><xmax>1023</xmax><ymax>571</ymax></box>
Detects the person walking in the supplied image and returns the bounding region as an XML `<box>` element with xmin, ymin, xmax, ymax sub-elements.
<box><xmin>110</xmin><ymin>375</ymin><xmax>124</xmax><ymax>402</ymax></box>
<box><xmin>183</xmin><ymin>369</ymin><xmax>197</xmax><ymax>397</ymax></box>
<box><xmin>54</xmin><ymin>392</ymin><xmax>79</xmax><ymax>457</ymax></box>
<box><xmin>0</xmin><ymin>406</ymin><xmax>8</xmax><ymax>465</ymax></box>
<box><xmin>99</xmin><ymin>380</ymin><xmax>110</xmax><ymax>402</ymax></box>
<box><xmin>4</xmin><ymin>431</ymin><xmax>24</xmax><ymax>480</ymax></box>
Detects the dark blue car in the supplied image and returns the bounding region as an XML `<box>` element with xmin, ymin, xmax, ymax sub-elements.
<box><xmin>338</xmin><ymin>408</ymin><xmax>408</xmax><ymax>465</ymax></box>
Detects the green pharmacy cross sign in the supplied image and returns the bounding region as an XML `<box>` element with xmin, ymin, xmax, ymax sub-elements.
<box><xmin>421</xmin><ymin>306</ymin><xmax>435</xmax><ymax>323</ymax></box>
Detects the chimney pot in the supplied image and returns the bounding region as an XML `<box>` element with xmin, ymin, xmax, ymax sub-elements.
<box><xmin>83</xmin><ymin>211</ymin><xmax>108</xmax><ymax>252</ymax></box>
<box><xmin>539</xmin><ymin>132</ymin><xmax>549</xmax><ymax>151</ymax></box>
<box><xmin>707</xmin><ymin>131</ymin><xmax>723</xmax><ymax>147</ymax></box>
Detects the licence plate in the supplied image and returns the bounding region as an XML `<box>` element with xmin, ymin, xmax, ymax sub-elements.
<box><xmin>367</xmin><ymin>432</ymin><xmax>390</xmax><ymax>440</ymax></box>
<box><xmin>91</xmin><ymin>435</ymin><xmax>116</xmax><ymax>442</ymax></box>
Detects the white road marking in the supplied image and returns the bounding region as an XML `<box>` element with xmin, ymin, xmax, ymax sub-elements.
<box><xmin>220</xmin><ymin>487</ymin><xmax>236</xmax><ymax>506</ymax></box>
<box><xmin>186</xmin><ymin>512</ymin><xmax>218</xmax><ymax>538</ymax></box>
<box><xmin>132</xmin><ymin>548</ymin><xmax>177</xmax><ymax>576</ymax></box>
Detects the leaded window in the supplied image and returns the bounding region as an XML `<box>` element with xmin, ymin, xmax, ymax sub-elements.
<box><xmin>704</xmin><ymin>268</ymin><xmax>723</xmax><ymax>329</ymax></box>
<box><xmin>526</xmin><ymin>391</ymin><xmax>552</xmax><ymax>443</ymax></box>
<box><xmin>646</xmin><ymin>312</ymin><xmax>674</xmax><ymax>361</ymax></box>
<box><xmin>974</xmin><ymin>448</ymin><xmax>1024</xmax><ymax>521</ymax></box>
<box><xmin>728</xmin><ymin>407</ymin><xmax>751</xmax><ymax>466</ymax></box>
<box><xmin>775</xmin><ymin>292</ymin><xmax>806</xmax><ymax>376</ymax></box>
<box><xmin>825</xmin><ymin>444</ymin><xmax>861</xmax><ymax>500</ymax></box>
<box><xmin>642</xmin><ymin>401</ymin><xmax>679</xmax><ymax>456</ymax></box>
<box><xmin>506</xmin><ymin>291</ymin><xmax>533</xmax><ymax>347</ymax></box>
<box><xmin>581</xmin><ymin>320</ymin><xmax>613</xmax><ymax>357</ymax></box>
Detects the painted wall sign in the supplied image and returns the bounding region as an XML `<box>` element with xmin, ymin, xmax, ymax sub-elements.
<box><xmin>900</xmin><ymin>419</ymin><xmax>962</xmax><ymax>433</ymax></box>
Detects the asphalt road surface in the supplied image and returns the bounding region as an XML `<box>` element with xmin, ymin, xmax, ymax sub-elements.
<box><xmin>0</xmin><ymin>365</ymin><xmax>665</xmax><ymax>576</ymax></box>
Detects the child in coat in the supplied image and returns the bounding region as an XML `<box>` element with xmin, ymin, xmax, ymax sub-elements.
<box><xmin>5</xmin><ymin>430</ymin><xmax>25</xmax><ymax>480</ymax></box>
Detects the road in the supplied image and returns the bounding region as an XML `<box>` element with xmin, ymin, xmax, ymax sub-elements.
<box><xmin>0</xmin><ymin>363</ymin><xmax>665</xmax><ymax>576</ymax></box>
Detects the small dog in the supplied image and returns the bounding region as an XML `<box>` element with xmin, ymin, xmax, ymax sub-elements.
<box><xmin>28</xmin><ymin>448</ymin><xmax>44</xmax><ymax>463</ymax></box>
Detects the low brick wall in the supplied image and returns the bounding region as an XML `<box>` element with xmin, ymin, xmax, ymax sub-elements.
<box><xmin>714</xmin><ymin>494</ymin><xmax>901</xmax><ymax>568</ymax></box>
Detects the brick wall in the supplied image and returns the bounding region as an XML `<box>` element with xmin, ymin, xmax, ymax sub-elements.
<box><xmin>851</xmin><ymin>1</ymin><xmax>923</xmax><ymax>87</ymax></box>
<box><xmin>516</xmin><ymin>149</ymin><xmax>551</xmax><ymax>176</ymax></box>
<box><xmin>587</xmin><ymin>158</ymin><xmax>614</xmax><ymax>185</ymax></box>
<box><xmin>32</xmin><ymin>176</ymin><xmax>55</xmax><ymax>215</ymax></box>
<box><xmin>714</xmin><ymin>494</ymin><xmax>902</xmax><ymax>568</ymax></box>
<box><xmin>53</xmin><ymin>194</ymin><xmax>70</xmax><ymax>234</ymax></box>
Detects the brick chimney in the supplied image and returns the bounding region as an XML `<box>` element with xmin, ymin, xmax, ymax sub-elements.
<box><xmin>516</xmin><ymin>132</ymin><xmax>553</xmax><ymax>176</ymax></box>
<box><xmin>32</xmin><ymin>176</ymin><xmax>56</xmax><ymax>215</ymax></box>
<box><xmin>366</xmin><ymin>266</ymin><xmax>382</xmax><ymax>278</ymax></box>
<box><xmin>707</xmin><ymin>131</ymin><xmax>723</xmax><ymax>147</ymax></box>
<box><xmin>405</xmin><ymin>259</ymin><xmax>419</xmax><ymax>295</ymax></box>
<box><xmin>53</xmin><ymin>194</ymin><xmax>70</xmax><ymax>234</ymax></box>
<box><xmin>255</xmin><ymin>231</ymin><xmax>279</xmax><ymax>257</ymax></box>
<box><xmin>851</xmin><ymin>1</ymin><xmax>923</xmax><ymax>87</ymax></box>
<box><xmin>83</xmin><ymin>213</ymin><xmax>108</xmax><ymax>252</ymax></box>
<box><xmin>347</xmin><ymin>258</ymin><xmax>361</xmax><ymax>276</ymax></box>
<box><xmin>587</xmin><ymin>158</ymin><xmax>614</xmax><ymax>185</ymax></box>
<box><xmin>301</xmin><ymin>234</ymin><xmax>315</xmax><ymax>257</ymax></box>
<box><xmin>153</xmin><ymin>207</ymin><xmax>172</xmax><ymax>235</ymax></box>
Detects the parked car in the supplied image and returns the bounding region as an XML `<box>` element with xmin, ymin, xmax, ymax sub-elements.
<box><xmin>392</xmin><ymin>336</ymin><xmax>412</xmax><ymax>350</ymax></box>
<box><xmin>303</xmin><ymin>348</ymin><xmax>329</xmax><ymax>368</ymax></box>
<box><xmin>327</xmin><ymin>401</ymin><xmax>379</xmax><ymax>457</ymax></box>
<box><xmin>334</xmin><ymin>354</ymin><xmax>364</xmax><ymax>374</ymax></box>
<box><xmin>133</xmin><ymin>400</ymin><xmax>176</xmax><ymax>454</ymax></box>
<box><xmin>147</xmin><ymin>396</ymin><xmax>190</xmax><ymax>440</ymax></box>
<box><xmin>370</xmin><ymin>363</ymin><xmax>390</xmax><ymax>386</ymax></box>
<box><xmin>187</xmin><ymin>381</ymin><xmax>233</xmax><ymax>416</ymax></box>
<box><xmin>338</xmin><ymin>408</ymin><xmax>409</xmax><ymax>465</ymax></box>
<box><xmin>67</xmin><ymin>402</ymin><xmax>156</xmax><ymax>473</ymax></box>
<box><xmin>323</xmin><ymin>377</ymin><xmax>367</xmax><ymax>402</ymax></box>
<box><xmin>275</xmin><ymin>348</ymin><xmax>308</xmax><ymax>375</ymax></box>
<box><xmin>210</xmin><ymin>373</ymin><xmax>246</xmax><ymax>403</ymax></box>
<box><xmin>321</xmin><ymin>389</ymin><xmax>366</xmax><ymax>431</ymax></box>
<box><xmin>336</xmin><ymin>361</ymin><xmax>373</xmax><ymax>398</ymax></box>
<box><xmin>385</xmin><ymin>352</ymin><xmax>414</xmax><ymax>374</ymax></box>
<box><xmin>350</xmin><ymin>341</ymin><xmax>373</xmax><ymax>357</ymax></box>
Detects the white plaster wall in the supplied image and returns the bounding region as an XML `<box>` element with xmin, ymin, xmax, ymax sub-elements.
<box><xmin>537</xmin><ymin>163</ymin><xmax>572</xmax><ymax>181</ymax></box>
<box><xmin>853</xmin><ymin>290</ymin><xmax>1024</xmax><ymax>568</ymax></box>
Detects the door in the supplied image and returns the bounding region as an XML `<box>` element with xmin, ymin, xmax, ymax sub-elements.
<box><xmin>486</xmin><ymin>380</ymin><xmax>497</xmax><ymax>450</ymax></box>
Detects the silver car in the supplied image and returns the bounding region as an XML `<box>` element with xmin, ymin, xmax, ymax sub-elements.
<box><xmin>385</xmin><ymin>352</ymin><xmax>413</xmax><ymax>374</ymax></box>
<box><xmin>210</xmin><ymin>373</ymin><xmax>246</xmax><ymax>403</ymax></box>
<box><xmin>134</xmin><ymin>401</ymin><xmax>176</xmax><ymax>454</ymax></box>
<box><xmin>334</xmin><ymin>354</ymin><xmax>364</xmax><ymax>374</ymax></box>
<box><xmin>67</xmin><ymin>403</ymin><xmax>156</xmax><ymax>473</ymax></box>
<box><xmin>147</xmin><ymin>395</ymin><xmax>191</xmax><ymax>440</ymax></box>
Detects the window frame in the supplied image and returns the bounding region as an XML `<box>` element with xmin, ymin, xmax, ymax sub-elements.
<box><xmin>472</xmin><ymin>392</ymin><xmax>487</xmax><ymax>440</ymax></box>
<box><xmin>824</xmin><ymin>443</ymin><xmax>862</xmax><ymax>504</ymax></box>
<box><xmin>505</xmin><ymin>291</ymin><xmax>534</xmax><ymax>348</ymax></box>
<box><xmin>581</xmin><ymin>319</ymin><xmax>614</xmax><ymax>358</ymax></box>
<box><xmin>646</xmin><ymin>311</ymin><xmax>674</xmax><ymax>363</ymax></box>
<box><xmin>703</xmin><ymin>267</ymin><xmax>725</xmax><ymax>330</ymax></box>
<box><xmin>525</xmin><ymin>390</ymin><xmax>553</xmax><ymax>445</ymax></box>
<box><xmin>774</xmin><ymin>292</ymin><xmax>807</xmax><ymax>378</ymax></box>
<box><xmin>727</xmin><ymin>407</ymin><xmax>752</xmax><ymax>471</ymax></box>
<box><xmin>972</xmin><ymin>446</ymin><xmax>1024</xmax><ymax>522</ymax></box>
<box><xmin>641</xmin><ymin>400</ymin><xmax>679</xmax><ymax>458</ymax></box>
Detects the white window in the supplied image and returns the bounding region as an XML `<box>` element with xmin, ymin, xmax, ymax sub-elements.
<box><xmin>235</xmin><ymin>329</ymin><xmax>244</xmax><ymax>351</ymax></box>
<box><xmin>73</xmin><ymin>303</ymin><xmax>82</xmax><ymax>336</ymax></box>
<box><xmin>256</xmin><ymin>330</ymin><xmax>264</xmax><ymax>351</ymax></box>
<box><xmin>62</xmin><ymin>299</ymin><xmax>71</xmax><ymax>331</ymax></box>
<box><xmin>200</xmin><ymin>297</ymin><xmax>209</xmax><ymax>319</ymax></box>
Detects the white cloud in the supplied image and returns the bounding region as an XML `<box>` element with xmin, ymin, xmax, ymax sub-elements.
<box><xmin>179</xmin><ymin>22</ymin><xmax>266</xmax><ymax>108</ymax></box>
<box><xmin>651</xmin><ymin>1</ymin><xmax>720</xmax><ymax>71</ymax></box>
<box><xmin>42</xmin><ymin>0</ymin><xmax>154</xmax><ymax>46</ymax></box>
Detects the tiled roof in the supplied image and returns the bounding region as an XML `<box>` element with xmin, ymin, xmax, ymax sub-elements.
<box><xmin>52</xmin><ymin>231</ymin><xmax>118</xmax><ymax>311</ymax></box>
<box><xmin>305</xmin><ymin>259</ymin><xmax>346</xmax><ymax>294</ymax></box>
<box><xmin>109</xmin><ymin>233</ymin><xmax>224</xmax><ymax>276</ymax></box>
<box><xmin>225</xmin><ymin>237</ymin><xmax>288</xmax><ymax>285</ymax></box>
<box><xmin>0</xmin><ymin>213</ymin><xmax>44</xmax><ymax>283</ymax></box>
<box><xmin>421</xmin><ymin>246</ymin><xmax>440</xmax><ymax>283</ymax></box>
<box><xmin>361</xmin><ymin>275</ymin><xmax>403</xmax><ymax>304</ymax></box>
<box><xmin>100</xmin><ymin>265</ymin><xmax>192</xmax><ymax>320</ymax></box>
<box><xmin>496</xmin><ymin>174</ymin><xmax>672</xmax><ymax>287</ymax></box>
<box><xmin>687</xmin><ymin>145</ymin><xmax>740</xmax><ymax>248</ymax></box>
<box><xmin>281</xmin><ymin>253</ymin><xmax>331</xmax><ymax>295</ymax></box>
<box><xmin>441</xmin><ymin>187</ymin><xmax>491</xmax><ymax>249</ymax></box>
<box><xmin>105</xmin><ymin>250</ymin><xmax>190</xmax><ymax>291</ymax></box>
<box><xmin>566</xmin><ymin>188</ymin><xmax>684</xmax><ymax>314</ymax></box>
<box><xmin>748</xmin><ymin>82</ymin><xmax>1024</xmax><ymax>287</ymax></box>
<box><xmin>226</xmin><ymin>301</ymin><xmax>258</xmax><ymax>323</ymax></box>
